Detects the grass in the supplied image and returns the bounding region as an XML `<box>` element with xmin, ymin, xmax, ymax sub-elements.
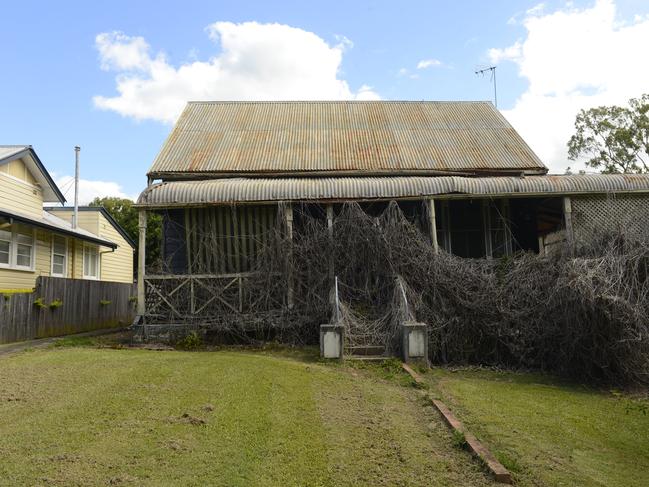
<box><xmin>0</xmin><ymin>344</ymin><xmax>496</xmax><ymax>487</ymax></box>
<box><xmin>427</xmin><ymin>367</ymin><xmax>649</xmax><ymax>487</ymax></box>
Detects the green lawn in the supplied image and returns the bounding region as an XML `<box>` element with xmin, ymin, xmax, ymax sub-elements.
<box><xmin>0</xmin><ymin>344</ymin><xmax>495</xmax><ymax>487</ymax></box>
<box><xmin>427</xmin><ymin>368</ymin><xmax>649</xmax><ymax>487</ymax></box>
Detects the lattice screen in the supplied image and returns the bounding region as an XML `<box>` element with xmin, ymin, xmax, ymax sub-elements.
<box><xmin>572</xmin><ymin>194</ymin><xmax>649</xmax><ymax>241</ymax></box>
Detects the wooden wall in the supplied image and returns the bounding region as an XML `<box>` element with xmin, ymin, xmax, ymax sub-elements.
<box><xmin>0</xmin><ymin>276</ymin><xmax>135</xmax><ymax>343</ymax></box>
<box><xmin>184</xmin><ymin>206</ymin><xmax>278</xmax><ymax>274</ymax></box>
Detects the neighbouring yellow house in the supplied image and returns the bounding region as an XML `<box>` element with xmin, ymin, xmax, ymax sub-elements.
<box><xmin>0</xmin><ymin>145</ymin><xmax>134</xmax><ymax>291</ymax></box>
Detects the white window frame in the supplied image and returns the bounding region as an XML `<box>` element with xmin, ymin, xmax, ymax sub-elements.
<box><xmin>83</xmin><ymin>243</ymin><xmax>100</xmax><ymax>280</ymax></box>
<box><xmin>0</xmin><ymin>228</ymin><xmax>11</xmax><ymax>268</ymax></box>
<box><xmin>0</xmin><ymin>225</ymin><xmax>35</xmax><ymax>271</ymax></box>
<box><xmin>51</xmin><ymin>234</ymin><xmax>68</xmax><ymax>277</ymax></box>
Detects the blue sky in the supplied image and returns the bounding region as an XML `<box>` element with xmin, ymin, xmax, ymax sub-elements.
<box><xmin>1</xmin><ymin>0</ymin><xmax>648</xmax><ymax>202</ymax></box>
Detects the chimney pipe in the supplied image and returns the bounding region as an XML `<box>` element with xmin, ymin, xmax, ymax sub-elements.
<box><xmin>73</xmin><ymin>146</ymin><xmax>80</xmax><ymax>229</ymax></box>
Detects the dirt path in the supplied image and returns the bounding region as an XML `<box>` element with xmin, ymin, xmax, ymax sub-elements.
<box><xmin>0</xmin><ymin>327</ymin><xmax>125</xmax><ymax>356</ymax></box>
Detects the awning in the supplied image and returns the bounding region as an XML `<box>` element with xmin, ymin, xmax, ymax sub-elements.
<box><xmin>136</xmin><ymin>174</ymin><xmax>649</xmax><ymax>208</ymax></box>
<box><xmin>0</xmin><ymin>207</ymin><xmax>118</xmax><ymax>249</ymax></box>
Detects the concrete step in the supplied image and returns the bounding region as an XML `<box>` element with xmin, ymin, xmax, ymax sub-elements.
<box><xmin>346</xmin><ymin>355</ymin><xmax>390</xmax><ymax>362</ymax></box>
<box><xmin>345</xmin><ymin>345</ymin><xmax>385</xmax><ymax>356</ymax></box>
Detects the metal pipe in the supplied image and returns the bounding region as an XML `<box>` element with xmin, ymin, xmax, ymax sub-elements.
<box><xmin>72</xmin><ymin>146</ymin><xmax>80</xmax><ymax>229</ymax></box>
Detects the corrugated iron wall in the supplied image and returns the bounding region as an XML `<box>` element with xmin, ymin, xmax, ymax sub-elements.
<box><xmin>185</xmin><ymin>206</ymin><xmax>278</xmax><ymax>274</ymax></box>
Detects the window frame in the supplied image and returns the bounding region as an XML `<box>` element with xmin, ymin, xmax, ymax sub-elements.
<box><xmin>51</xmin><ymin>234</ymin><xmax>68</xmax><ymax>277</ymax></box>
<box><xmin>0</xmin><ymin>228</ymin><xmax>11</xmax><ymax>268</ymax></box>
<box><xmin>0</xmin><ymin>225</ymin><xmax>35</xmax><ymax>271</ymax></box>
<box><xmin>83</xmin><ymin>243</ymin><xmax>100</xmax><ymax>280</ymax></box>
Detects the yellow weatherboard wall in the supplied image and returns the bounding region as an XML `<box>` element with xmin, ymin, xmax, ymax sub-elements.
<box><xmin>0</xmin><ymin>159</ymin><xmax>43</xmax><ymax>219</ymax></box>
<box><xmin>46</xmin><ymin>209</ymin><xmax>134</xmax><ymax>284</ymax></box>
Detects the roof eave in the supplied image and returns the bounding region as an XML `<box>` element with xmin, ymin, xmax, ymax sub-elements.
<box><xmin>148</xmin><ymin>167</ymin><xmax>549</xmax><ymax>181</ymax></box>
<box><xmin>0</xmin><ymin>208</ymin><xmax>117</xmax><ymax>249</ymax></box>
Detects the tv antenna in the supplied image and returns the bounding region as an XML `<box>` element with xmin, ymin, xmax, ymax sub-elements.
<box><xmin>475</xmin><ymin>65</ymin><xmax>497</xmax><ymax>108</ymax></box>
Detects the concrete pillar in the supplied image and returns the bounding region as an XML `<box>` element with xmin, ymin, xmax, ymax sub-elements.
<box><xmin>428</xmin><ymin>199</ymin><xmax>439</xmax><ymax>254</ymax></box>
<box><xmin>320</xmin><ymin>324</ymin><xmax>344</xmax><ymax>359</ymax></box>
<box><xmin>137</xmin><ymin>209</ymin><xmax>147</xmax><ymax>316</ymax></box>
<box><xmin>401</xmin><ymin>321</ymin><xmax>428</xmax><ymax>364</ymax></box>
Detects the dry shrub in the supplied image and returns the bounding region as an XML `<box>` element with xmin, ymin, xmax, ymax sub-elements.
<box><xmin>150</xmin><ymin>201</ymin><xmax>649</xmax><ymax>385</ymax></box>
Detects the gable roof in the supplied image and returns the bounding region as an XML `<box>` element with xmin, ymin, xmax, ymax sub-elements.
<box><xmin>148</xmin><ymin>101</ymin><xmax>548</xmax><ymax>180</ymax></box>
<box><xmin>0</xmin><ymin>145</ymin><xmax>66</xmax><ymax>203</ymax></box>
<box><xmin>44</xmin><ymin>206</ymin><xmax>136</xmax><ymax>249</ymax></box>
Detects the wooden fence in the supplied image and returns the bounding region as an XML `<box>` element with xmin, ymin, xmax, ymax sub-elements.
<box><xmin>0</xmin><ymin>277</ymin><xmax>136</xmax><ymax>344</ymax></box>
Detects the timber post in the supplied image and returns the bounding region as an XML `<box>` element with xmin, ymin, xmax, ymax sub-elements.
<box><xmin>285</xmin><ymin>204</ymin><xmax>294</xmax><ymax>309</ymax></box>
<box><xmin>563</xmin><ymin>196</ymin><xmax>574</xmax><ymax>252</ymax></box>
<box><xmin>428</xmin><ymin>199</ymin><xmax>439</xmax><ymax>254</ymax></box>
<box><xmin>326</xmin><ymin>204</ymin><xmax>334</xmax><ymax>280</ymax></box>
<box><xmin>137</xmin><ymin>209</ymin><xmax>147</xmax><ymax>316</ymax></box>
<box><xmin>482</xmin><ymin>200</ymin><xmax>493</xmax><ymax>259</ymax></box>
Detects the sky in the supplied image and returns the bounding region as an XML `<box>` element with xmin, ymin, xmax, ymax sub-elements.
<box><xmin>1</xmin><ymin>0</ymin><xmax>648</xmax><ymax>204</ymax></box>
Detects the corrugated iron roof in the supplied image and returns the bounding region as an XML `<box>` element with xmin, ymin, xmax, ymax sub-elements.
<box><xmin>136</xmin><ymin>174</ymin><xmax>649</xmax><ymax>208</ymax></box>
<box><xmin>148</xmin><ymin>101</ymin><xmax>547</xmax><ymax>178</ymax></box>
<box><xmin>0</xmin><ymin>145</ymin><xmax>66</xmax><ymax>203</ymax></box>
<box><xmin>0</xmin><ymin>206</ymin><xmax>118</xmax><ymax>248</ymax></box>
<box><xmin>0</xmin><ymin>145</ymin><xmax>29</xmax><ymax>161</ymax></box>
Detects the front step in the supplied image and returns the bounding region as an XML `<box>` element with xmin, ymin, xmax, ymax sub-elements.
<box><xmin>346</xmin><ymin>355</ymin><xmax>390</xmax><ymax>362</ymax></box>
<box><xmin>345</xmin><ymin>345</ymin><xmax>385</xmax><ymax>356</ymax></box>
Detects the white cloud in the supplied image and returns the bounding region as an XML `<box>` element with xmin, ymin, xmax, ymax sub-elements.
<box><xmin>397</xmin><ymin>67</ymin><xmax>419</xmax><ymax>80</ymax></box>
<box><xmin>490</xmin><ymin>0</ymin><xmax>649</xmax><ymax>173</ymax></box>
<box><xmin>55</xmin><ymin>175</ymin><xmax>135</xmax><ymax>205</ymax></box>
<box><xmin>416</xmin><ymin>59</ymin><xmax>442</xmax><ymax>69</ymax></box>
<box><xmin>488</xmin><ymin>41</ymin><xmax>522</xmax><ymax>64</ymax></box>
<box><xmin>93</xmin><ymin>22</ymin><xmax>379</xmax><ymax>123</ymax></box>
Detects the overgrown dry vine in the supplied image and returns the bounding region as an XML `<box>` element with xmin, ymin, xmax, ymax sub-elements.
<box><xmin>143</xmin><ymin>201</ymin><xmax>649</xmax><ymax>385</ymax></box>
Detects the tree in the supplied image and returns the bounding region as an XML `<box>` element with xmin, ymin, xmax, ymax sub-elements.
<box><xmin>568</xmin><ymin>94</ymin><xmax>649</xmax><ymax>173</ymax></box>
<box><xmin>89</xmin><ymin>197</ymin><xmax>162</xmax><ymax>268</ymax></box>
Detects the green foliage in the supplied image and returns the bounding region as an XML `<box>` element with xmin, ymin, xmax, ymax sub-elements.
<box><xmin>48</xmin><ymin>299</ymin><xmax>63</xmax><ymax>310</ymax></box>
<box><xmin>128</xmin><ymin>295</ymin><xmax>138</xmax><ymax>304</ymax></box>
<box><xmin>99</xmin><ymin>299</ymin><xmax>112</xmax><ymax>306</ymax></box>
<box><xmin>89</xmin><ymin>196</ymin><xmax>162</xmax><ymax>268</ymax></box>
<box><xmin>33</xmin><ymin>297</ymin><xmax>46</xmax><ymax>309</ymax></box>
<box><xmin>495</xmin><ymin>450</ymin><xmax>523</xmax><ymax>474</ymax></box>
<box><xmin>176</xmin><ymin>331</ymin><xmax>203</xmax><ymax>350</ymax></box>
<box><xmin>568</xmin><ymin>93</ymin><xmax>649</xmax><ymax>173</ymax></box>
<box><xmin>451</xmin><ymin>430</ymin><xmax>468</xmax><ymax>450</ymax></box>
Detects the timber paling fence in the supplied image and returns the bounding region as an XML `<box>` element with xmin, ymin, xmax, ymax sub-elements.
<box><xmin>0</xmin><ymin>276</ymin><xmax>136</xmax><ymax>344</ymax></box>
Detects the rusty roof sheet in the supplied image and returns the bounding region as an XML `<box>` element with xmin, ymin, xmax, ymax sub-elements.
<box><xmin>148</xmin><ymin>101</ymin><xmax>547</xmax><ymax>177</ymax></box>
<box><xmin>136</xmin><ymin>174</ymin><xmax>649</xmax><ymax>207</ymax></box>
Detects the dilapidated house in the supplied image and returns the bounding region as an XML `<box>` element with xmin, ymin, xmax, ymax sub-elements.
<box><xmin>135</xmin><ymin>101</ymin><xmax>649</xmax><ymax>354</ymax></box>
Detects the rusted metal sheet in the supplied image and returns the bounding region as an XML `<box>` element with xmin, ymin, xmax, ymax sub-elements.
<box><xmin>136</xmin><ymin>174</ymin><xmax>649</xmax><ymax>208</ymax></box>
<box><xmin>148</xmin><ymin>101</ymin><xmax>547</xmax><ymax>177</ymax></box>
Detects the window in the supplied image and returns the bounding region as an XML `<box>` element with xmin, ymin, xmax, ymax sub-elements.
<box><xmin>15</xmin><ymin>232</ymin><xmax>34</xmax><ymax>269</ymax></box>
<box><xmin>0</xmin><ymin>229</ymin><xmax>10</xmax><ymax>265</ymax></box>
<box><xmin>0</xmin><ymin>224</ymin><xmax>35</xmax><ymax>270</ymax></box>
<box><xmin>51</xmin><ymin>235</ymin><xmax>67</xmax><ymax>277</ymax></box>
<box><xmin>83</xmin><ymin>244</ymin><xmax>99</xmax><ymax>279</ymax></box>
